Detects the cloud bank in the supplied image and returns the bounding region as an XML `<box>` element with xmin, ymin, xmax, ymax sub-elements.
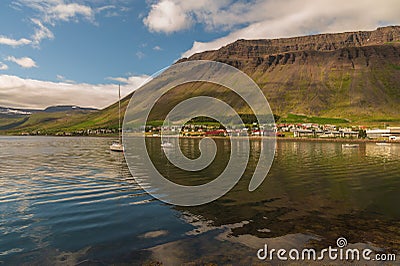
<box><xmin>0</xmin><ymin>74</ymin><xmax>150</xmax><ymax>109</ymax></box>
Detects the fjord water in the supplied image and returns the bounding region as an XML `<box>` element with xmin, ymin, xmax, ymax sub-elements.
<box><xmin>0</xmin><ymin>136</ymin><xmax>399</xmax><ymax>264</ymax></box>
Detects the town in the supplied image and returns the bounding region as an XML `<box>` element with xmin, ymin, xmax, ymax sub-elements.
<box><xmin>27</xmin><ymin>122</ymin><xmax>400</xmax><ymax>141</ymax></box>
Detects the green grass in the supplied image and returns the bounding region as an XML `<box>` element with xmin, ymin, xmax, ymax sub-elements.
<box><xmin>279</xmin><ymin>113</ymin><xmax>349</xmax><ymax>124</ymax></box>
<box><xmin>0</xmin><ymin>116</ymin><xmax>28</xmax><ymax>130</ymax></box>
<box><xmin>367</xmin><ymin>118</ymin><xmax>400</xmax><ymax>122</ymax></box>
<box><xmin>385</xmin><ymin>41</ymin><xmax>400</xmax><ymax>45</ymax></box>
<box><xmin>0</xmin><ymin>117</ymin><xmax>24</xmax><ymax>127</ymax></box>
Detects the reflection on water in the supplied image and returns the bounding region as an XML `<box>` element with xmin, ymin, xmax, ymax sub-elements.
<box><xmin>366</xmin><ymin>143</ymin><xmax>400</xmax><ymax>158</ymax></box>
<box><xmin>0</xmin><ymin>137</ymin><xmax>399</xmax><ymax>265</ymax></box>
<box><xmin>0</xmin><ymin>137</ymin><xmax>193</xmax><ymax>265</ymax></box>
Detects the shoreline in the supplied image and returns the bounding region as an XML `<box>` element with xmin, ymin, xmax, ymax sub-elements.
<box><xmin>142</xmin><ymin>134</ymin><xmax>400</xmax><ymax>143</ymax></box>
<box><xmin>276</xmin><ymin>137</ymin><xmax>400</xmax><ymax>143</ymax></box>
<box><xmin>2</xmin><ymin>134</ymin><xmax>398</xmax><ymax>144</ymax></box>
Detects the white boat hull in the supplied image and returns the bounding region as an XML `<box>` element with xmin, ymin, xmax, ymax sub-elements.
<box><xmin>342</xmin><ymin>144</ymin><xmax>359</xmax><ymax>148</ymax></box>
<box><xmin>376</xmin><ymin>143</ymin><xmax>391</xmax><ymax>146</ymax></box>
<box><xmin>110</xmin><ymin>143</ymin><xmax>124</xmax><ymax>152</ymax></box>
<box><xmin>161</xmin><ymin>142</ymin><xmax>173</xmax><ymax>148</ymax></box>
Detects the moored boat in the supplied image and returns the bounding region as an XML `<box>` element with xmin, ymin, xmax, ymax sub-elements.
<box><xmin>161</xmin><ymin>141</ymin><xmax>173</xmax><ymax>148</ymax></box>
<box><xmin>376</xmin><ymin>142</ymin><xmax>391</xmax><ymax>146</ymax></box>
<box><xmin>342</xmin><ymin>143</ymin><xmax>359</xmax><ymax>148</ymax></box>
<box><xmin>110</xmin><ymin>142</ymin><xmax>124</xmax><ymax>152</ymax></box>
<box><xmin>110</xmin><ymin>84</ymin><xmax>124</xmax><ymax>152</ymax></box>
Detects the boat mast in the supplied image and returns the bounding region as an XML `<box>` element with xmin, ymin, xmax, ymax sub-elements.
<box><xmin>118</xmin><ymin>84</ymin><xmax>121</xmax><ymax>143</ymax></box>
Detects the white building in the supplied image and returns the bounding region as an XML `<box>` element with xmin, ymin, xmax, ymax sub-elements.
<box><xmin>366</xmin><ymin>127</ymin><xmax>400</xmax><ymax>139</ymax></box>
<box><xmin>366</xmin><ymin>129</ymin><xmax>390</xmax><ymax>138</ymax></box>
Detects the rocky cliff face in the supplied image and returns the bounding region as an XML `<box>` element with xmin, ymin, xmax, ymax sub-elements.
<box><xmin>185</xmin><ymin>26</ymin><xmax>400</xmax><ymax>63</ymax></box>
<box><xmin>179</xmin><ymin>26</ymin><xmax>400</xmax><ymax>121</ymax></box>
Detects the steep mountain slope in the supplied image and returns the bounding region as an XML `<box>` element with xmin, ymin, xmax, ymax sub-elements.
<box><xmin>179</xmin><ymin>26</ymin><xmax>400</xmax><ymax>121</ymax></box>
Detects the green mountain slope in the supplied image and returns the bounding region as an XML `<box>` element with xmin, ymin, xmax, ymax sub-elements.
<box><xmin>181</xmin><ymin>26</ymin><xmax>400</xmax><ymax>122</ymax></box>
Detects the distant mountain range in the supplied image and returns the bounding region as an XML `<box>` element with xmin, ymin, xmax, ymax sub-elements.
<box><xmin>0</xmin><ymin>107</ymin><xmax>34</xmax><ymax>115</ymax></box>
<box><xmin>1</xmin><ymin>26</ymin><xmax>400</xmax><ymax>134</ymax></box>
<box><xmin>0</xmin><ymin>105</ymin><xmax>97</xmax><ymax>116</ymax></box>
<box><xmin>0</xmin><ymin>105</ymin><xmax>98</xmax><ymax>132</ymax></box>
<box><xmin>42</xmin><ymin>105</ymin><xmax>97</xmax><ymax>113</ymax></box>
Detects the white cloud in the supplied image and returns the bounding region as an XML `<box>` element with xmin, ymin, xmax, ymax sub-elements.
<box><xmin>6</xmin><ymin>56</ymin><xmax>38</xmax><ymax>68</ymax></box>
<box><xmin>136</xmin><ymin>51</ymin><xmax>145</xmax><ymax>59</ymax></box>
<box><xmin>106</xmin><ymin>75</ymin><xmax>152</xmax><ymax>88</ymax></box>
<box><xmin>0</xmin><ymin>36</ymin><xmax>32</xmax><ymax>47</ymax></box>
<box><xmin>0</xmin><ymin>74</ymin><xmax>151</xmax><ymax>109</ymax></box>
<box><xmin>56</xmin><ymin>74</ymin><xmax>75</xmax><ymax>83</ymax></box>
<box><xmin>50</xmin><ymin>3</ymin><xmax>94</xmax><ymax>23</ymax></box>
<box><xmin>143</xmin><ymin>0</ymin><xmax>248</xmax><ymax>33</ymax></box>
<box><xmin>6</xmin><ymin>1</ymin><xmax>131</xmax><ymax>47</ymax></box>
<box><xmin>153</xmin><ymin>45</ymin><xmax>163</xmax><ymax>51</ymax></box>
<box><xmin>143</xmin><ymin>0</ymin><xmax>194</xmax><ymax>33</ymax></box>
<box><xmin>97</xmin><ymin>5</ymin><xmax>119</xmax><ymax>17</ymax></box>
<box><xmin>31</xmin><ymin>18</ymin><xmax>55</xmax><ymax>45</ymax></box>
<box><xmin>17</xmin><ymin>0</ymin><xmax>95</xmax><ymax>25</ymax></box>
<box><xmin>96</xmin><ymin>5</ymin><xmax>116</xmax><ymax>12</ymax></box>
<box><xmin>143</xmin><ymin>0</ymin><xmax>400</xmax><ymax>57</ymax></box>
<box><xmin>0</xmin><ymin>62</ymin><xmax>8</xmax><ymax>71</ymax></box>
<box><xmin>13</xmin><ymin>0</ymin><xmax>103</xmax><ymax>46</ymax></box>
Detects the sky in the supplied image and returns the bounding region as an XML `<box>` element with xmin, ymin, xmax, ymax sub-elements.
<box><xmin>0</xmin><ymin>0</ymin><xmax>399</xmax><ymax>109</ymax></box>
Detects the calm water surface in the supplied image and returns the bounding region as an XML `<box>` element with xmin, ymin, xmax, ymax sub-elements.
<box><xmin>0</xmin><ymin>136</ymin><xmax>399</xmax><ymax>265</ymax></box>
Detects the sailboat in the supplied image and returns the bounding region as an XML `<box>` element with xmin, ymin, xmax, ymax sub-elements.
<box><xmin>342</xmin><ymin>143</ymin><xmax>359</xmax><ymax>148</ymax></box>
<box><xmin>110</xmin><ymin>84</ymin><xmax>124</xmax><ymax>152</ymax></box>
<box><xmin>161</xmin><ymin>119</ymin><xmax>173</xmax><ymax>148</ymax></box>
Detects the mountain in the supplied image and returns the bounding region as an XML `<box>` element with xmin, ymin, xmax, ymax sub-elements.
<box><xmin>0</xmin><ymin>106</ymin><xmax>37</xmax><ymax>115</ymax></box>
<box><xmin>1</xmin><ymin>26</ymin><xmax>400</xmax><ymax>134</ymax></box>
<box><xmin>0</xmin><ymin>105</ymin><xmax>98</xmax><ymax>132</ymax></box>
<box><xmin>178</xmin><ymin>26</ymin><xmax>400</xmax><ymax>122</ymax></box>
<box><xmin>43</xmin><ymin>105</ymin><xmax>97</xmax><ymax>113</ymax></box>
<box><xmin>0</xmin><ymin>105</ymin><xmax>97</xmax><ymax>115</ymax></box>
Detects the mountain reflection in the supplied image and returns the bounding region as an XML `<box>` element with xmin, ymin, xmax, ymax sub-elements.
<box><xmin>1</xmin><ymin>137</ymin><xmax>399</xmax><ymax>265</ymax></box>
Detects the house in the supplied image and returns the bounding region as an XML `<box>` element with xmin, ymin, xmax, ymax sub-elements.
<box><xmin>388</xmin><ymin>127</ymin><xmax>400</xmax><ymax>140</ymax></box>
<box><xmin>294</xmin><ymin>129</ymin><xmax>359</xmax><ymax>138</ymax></box>
<box><xmin>388</xmin><ymin>127</ymin><xmax>400</xmax><ymax>135</ymax></box>
<box><xmin>294</xmin><ymin>129</ymin><xmax>314</xmax><ymax>137</ymax></box>
<box><xmin>340</xmin><ymin>130</ymin><xmax>359</xmax><ymax>138</ymax></box>
<box><xmin>366</xmin><ymin>129</ymin><xmax>391</xmax><ymax>139</ymax></box>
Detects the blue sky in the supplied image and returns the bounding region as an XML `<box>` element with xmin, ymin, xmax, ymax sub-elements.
<box><xmin>0</xmin><ymin>0</ymin><xmax>225</xmax><ymax>83</ymax></box>
<box><xmin>0</xmin><ymin>0</ymin><xmax>399</xmax><ymax>109</ymax></box>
